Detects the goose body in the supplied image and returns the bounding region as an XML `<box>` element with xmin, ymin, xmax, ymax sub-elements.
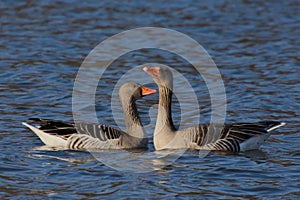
<box><xmin>143</xmin><ymin>66</ymin><xmax>285</xmax><ymax>152</ymax></box>
<box><xmin>23</xmin><ymin>82</ymin><xmax>156</xmax><ymax>150</ymax></box>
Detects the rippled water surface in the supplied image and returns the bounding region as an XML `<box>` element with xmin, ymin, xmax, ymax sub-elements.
<box><xmin>1</xmin><ymin>1</ymin><xmax>300</xmax><ymax>199</ymax></box>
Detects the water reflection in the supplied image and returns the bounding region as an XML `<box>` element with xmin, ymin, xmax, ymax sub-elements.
<box><xmin>27</xmin><ymin>145</ymin><xmax>191</xmax><ymax>173</ymax></box>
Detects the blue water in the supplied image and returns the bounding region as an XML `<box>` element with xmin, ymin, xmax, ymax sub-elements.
<box><xmin>1</xmin><ymin>0</ymin><xmax>299</xmax><ymax>199</ymax></box>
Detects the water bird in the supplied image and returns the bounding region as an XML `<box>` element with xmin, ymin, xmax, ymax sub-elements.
<box><xmin>143</xmin><ymin>66</ymin><xmax>285</xmax><ymax>152</ymax></box>
<box><xmin>23</xmin><ymin>82</ymin><xmax>156</xmax><ymax>150</ymax></box>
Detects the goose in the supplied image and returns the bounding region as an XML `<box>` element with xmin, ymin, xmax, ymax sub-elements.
<box><xmin>22</xmin><ymin>82</ymin><xmax>156</xmax><ymax>150</ymax></box>
<box><xmin>143</xmin><ymin>66</ymin><xmax>285</xmax><ymax>152</ymax></box>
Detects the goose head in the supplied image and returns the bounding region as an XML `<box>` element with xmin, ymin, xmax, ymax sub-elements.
<box><xmin>119</xmin><ymin>82</ymin><xmax>156</xmax><ymax>101</ymax></box>
<box><xmin>143</xmin><ymin>66</ymin><xmax>173</xmax><ymax>90</ymax></box>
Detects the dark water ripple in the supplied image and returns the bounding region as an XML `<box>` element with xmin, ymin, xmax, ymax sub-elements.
<box><xmin>1</xmin><ymin>0</ymin><xmax>299</xmax><ymax>199</ymax></box>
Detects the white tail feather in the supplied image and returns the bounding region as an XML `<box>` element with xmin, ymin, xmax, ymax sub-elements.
<box><xmin>267</xmin><ymin>122</ymin><xmax>286</xmax><ymax>132</ymax></box>
<box><xmin>22</xmin><ymin>122</ymin><xmax>67</xmax><ymax>147</ymax></box>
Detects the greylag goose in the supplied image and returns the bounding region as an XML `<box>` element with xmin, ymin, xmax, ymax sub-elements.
<box><xmin>143</xmin><ymin>66</ymin><xmax>285</xmax><ymax>152</ymax></box>
<box><xmin>22</xmin><ymin>82</ymin><xmax>156</xmax><ymax>150</ymax></box>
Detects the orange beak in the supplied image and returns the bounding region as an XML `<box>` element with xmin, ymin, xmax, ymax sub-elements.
<box><xmin>141</xmin><ymin>86</ymin><xmax>156</xmax><ymax>96</ymax></box>
<box><xmin>143</xmin><ymin>66</ymin><xmax>160</xmax><ymax>77</ymax></box>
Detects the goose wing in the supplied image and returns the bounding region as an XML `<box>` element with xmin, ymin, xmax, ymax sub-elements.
<box><xmin>223</xmin><ymin>121</ymin><xmax>285</xmax><ymax>141</ymax></box>
<box><xmin>26</xmin><ymin>118</ymin><xmax>124</xmax><ymax>141</ymax></box>
<box><xmin>188</xmin><ymin>121</ymin><xmax>285</xmax><ymax>152</ymax></box>
<box><xmin>75</xmin><ymin>122</ymin><xmax>123</xmax><ymax>141</ymax></box>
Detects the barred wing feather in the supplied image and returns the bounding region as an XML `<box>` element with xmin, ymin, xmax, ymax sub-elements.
<box><xmin>191</xmin><ymin>121</ymin><xmax>285</xmax><ymax>152</ymax></box>
<box><xmin>76</xmin><ymin>122</ymin><xmax>123</xmax><ymax>141</ymax></box>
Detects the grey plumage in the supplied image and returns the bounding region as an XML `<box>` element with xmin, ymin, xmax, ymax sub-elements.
<box><xmin>23</xmin><ymin>82</ymin><xmax>156</xmax><ymax>150</ymax></box>
<box><xmin>143</xmin><ymin>66</ymin><xmax>285</xmax><ymax>152</ymax></box>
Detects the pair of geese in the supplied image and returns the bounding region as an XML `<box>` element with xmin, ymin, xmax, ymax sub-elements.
<box><xmin>23</xmin><ymin>66</ymin><xmax>285</xmax><ymax>152</ymax></box>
